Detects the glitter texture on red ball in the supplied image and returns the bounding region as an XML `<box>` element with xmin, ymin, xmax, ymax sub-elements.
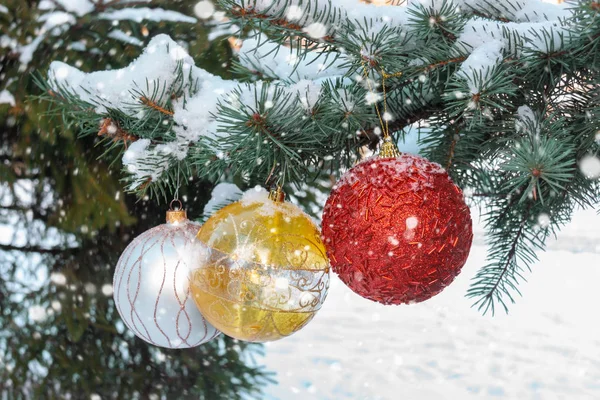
<box><xmin>321</xmin><ymin>154</ymin><xmax>473</xmax><ymax>305</ymax></box>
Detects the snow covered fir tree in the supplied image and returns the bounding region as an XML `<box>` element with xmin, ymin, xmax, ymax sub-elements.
<box><xmin>1</xmin><ymin>0</ymin><xmax>599</xmax><ymax>397</ymax></box>
<box><xmin>42</xmin><ymin>0</ymin><xmax>600</xmax><ymax>315</ymax></box>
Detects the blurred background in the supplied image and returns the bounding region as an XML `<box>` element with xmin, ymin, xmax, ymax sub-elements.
<box><xmin>0</xmin><ymin>1</ymin><xmax>273</xmax><ymax>398</ymax></box>
<box><xmin>1</xmin><ymin>1</ymin><xmax>598</xmax><ymax>399</ymax></box>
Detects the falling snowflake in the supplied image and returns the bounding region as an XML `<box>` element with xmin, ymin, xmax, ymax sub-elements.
<box><xmin>537</xmin><ymin>213</ymin><xmax>551</xmax><ymax>228</ymax></box>
<box><xmin>29</xmin><ymin>305</ymin><xmax>47</xmax><ymax>322</ymax></box>
<box><xmin>303</xmin><ymin>23</ymin><xmax>328</xmax><ymax>39</ymax></box>
<box><xmin>50</xmin><ymin>272</ymin><xmax>66</xmax><ymax>286</ymax></box>
<box><xmin>579</xmin><ymin>155</ymin><xmax>600</xmax><ymax>179</ymax></box>
<box><xmin>194</xmin><ymin>1</ymin><xmax>215</xmax><ymax>19</ymax></box>
<box><xmin>365</xmin><ymin>91</ymin><xmax>382</xmax><ymax>105</ymax></box>
<box><xmin>286</xmin><ymin>5</ymin><xmax>303</xmax><ymax>20</ymax></box>
<box><xmin>101</xmin><ymin>284</ymin><xmax>113</xmax><ymax>296</ymax></box>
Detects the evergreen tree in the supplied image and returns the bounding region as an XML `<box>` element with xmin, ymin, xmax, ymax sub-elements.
<box><xmin>34</xmin><ymin>0</ymin><xmax>600</xmax><ymax>315</ymax></box>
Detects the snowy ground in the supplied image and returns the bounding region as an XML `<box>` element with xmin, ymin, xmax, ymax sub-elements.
<box><xmin>260</xmin><ymin>208</ymin><xmax>600</xmax><ymax>400</ymax></box>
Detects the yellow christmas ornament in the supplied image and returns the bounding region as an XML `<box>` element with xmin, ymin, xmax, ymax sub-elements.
<box><xmin>190</xmin><ymin>187</ymin><xmax>330</xmax><ymax>342</ymax></box>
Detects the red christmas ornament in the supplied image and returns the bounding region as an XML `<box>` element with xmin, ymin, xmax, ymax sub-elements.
<box><xmin>321</xmin><ymin>153</ymin><xmax>473</xmax><ymax>305</ymax></box>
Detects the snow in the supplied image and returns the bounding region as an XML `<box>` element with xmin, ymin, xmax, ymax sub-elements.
<box><xmin>290</xmin><ymin>80</ymin><xmax>322</xmax><ymax>111</ymax></box>
<box><xmin>203</xmin><ymin>183</ymin><xmax>243</xmax><ymax>217</ymax></box>
<box><xmin>172</xmin><ymin>73</ymin><xmax>238</xmax><ymax>142</ymax></box>
<box><xmin>240</xmin><ymin>186</ymin><xmax>271</xmax><ymax>207</ymax></box>
<box><xmin>457</xmin><ymin>40</ymin><xmax>504</xmax><ymax>94</ymax></box>
<box><xmin>287</xmin><ymin>6</ymin><xmax>304</xmax><ymax>21</ymax></box>
<box><xmin>16</xmin><ymin>11</ymin><xmax>76</xmax><ymax>65</ymax></box>
<box><xmin>11</xmin><ymin>2</ymin><xmax>195</xmax><ymax>67</ymax></box>
<box><xmin>238</xmin><ymin>36</ymin><xmax>346</xmax><ymax>82</ymax></box>
<box><xmin>517</xmin><ymin>105</ymin><xmax>536</xmax><ymax>124</ymax></box>
<box><xmin>0</xmin><ymin>90</ymin><xmax>15</xmax><ymax>106</ymax></box>
<box><xmin>101</xmin><ymin>283</ymin><xmax>114</xmax><ymax>296</ymax></box>
<box><xmin>515</xmin><ymin>105</ymin><xmax>538</xmax><ymax>133</ymax></box>
<box><xmin>122</xmin><ymin>139</ymin><xmax>151</xmax><ymax>170</ymax></box>
<box><xmin>0</xmin><ymin>4</ymin><xmax>8</xmax><ymax>14</ymax></box>
<box><xmin>579</xmin><ymin>155</ymin><xmax>600</xmax><ymax>179</ymax></box>
<box><xmin>260</xmin><ymin>207</ymin><xmax>600</xmax><ymax>399</ymax></box>
<box><xmin>194</xmin><ymin>1</ymin><xmax>216</xmax><ymax>19</ymax></box>
<box><xmin>49</xmin><ymin>33</ymin><xmax>348</xmax><ymax>187</ymax></box>
<box><xmin>98</xmin><ymin>8</ymin><xmax>197</xmax><ymax>23</ymax></box>
<box><xmin>303</xmin><ymin>22</ymin><xmax>329</xmax><ymax>39</ymax></box>
<box><xmin>232</xmin><ymin>0</ymin><xmax>411</xmax><ymax>40</ymax></box>
<box><xmin>207</xmin><ymin>24</ymin><xmax>238</xmax><ymax>41</ymax></box>
<box><xmin>405</xmin><ymin>216</ymin><xmax>419</xmax><ymax>230</ymax></box>
<box><xmin>537</xmin><ymin>212</ymin><xmax>551</xmax><ymax>228</ymax></box>
<box><xmin>39</xmin><ymin>0</ymin><xmax>95</xmax><ymax>16</ymax></box>
<box><xmin>108</xmin><ymin>30</ymin><xmax>143</xmax><ymax>46</ymax></box>
<box><xmin>28</xmin><ymin>305</ymin><xmax>48</xmax><ymax>322</ymax></box>
<box><xmin>50</xmin><ymin>272</ymin><xmax>67</xmax><ymax>286</ymax></box>
<box><xmin>365</xmin><ymin>91</ymin><xmax>382</xmax><ymax>105</ymax></box>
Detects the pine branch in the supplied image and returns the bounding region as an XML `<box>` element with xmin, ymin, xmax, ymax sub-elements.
<box><xmin>230</xmin><ymin>6</ymin><xmax>336</xmax><ymax>43</ymax></box>
<box><xmin>469</xmin><ymin>204</ymin><xmax>532</xmax><ymax>316</ymax></box>
<box><xmin>0</xmin><ymin>243</ymin><xmax>79</xmax><ymax>255</ymax></box>
<box><xmin>97</xmin><ymin>119</ymin><xmax>139</xmax><ymax>147</ymax></box>
<box><xmin>140</xmin><ymin>97</ymin><xmax>174</xmax><ymax>116</ymax></box>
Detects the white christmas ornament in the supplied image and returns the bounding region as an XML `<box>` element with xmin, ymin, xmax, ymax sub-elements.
<box><xmin>113</xmin><ymin>205</ymin><xmax>219</xmax><ymax>348</ymax></box>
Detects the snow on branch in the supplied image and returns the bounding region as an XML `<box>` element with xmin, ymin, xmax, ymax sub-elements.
<box><xmin>47</xmin><ymin>34</ymin><xmax>342</xmax><ymax>190</ymax></box>
<box><xmin>238</xmin><ymin>35</ymin><xmax>347</xmax><ymax>82</ymax></box>
<box><xmin>6</xmin><ymin>0</ymin><xmax>197</xmax><ymax>68</ymax></box>
<box><xmin>451</xmin><ymin>1</ymin><xmax>574</xmax><ymax>94</ymax></box>
<box><xmin>97</xmin><ymin>7</ymin><xmax>197</xmax><ymax>23</ymax></box>
<box><xmin>227</xmin><ymin>0</ymin><xmax>410</xmax><ymax>41</ymax></box>
<box><xmin>228</xmin><ymin>0</ymin><xmax>575</xmax><ymax>98</ymax></box>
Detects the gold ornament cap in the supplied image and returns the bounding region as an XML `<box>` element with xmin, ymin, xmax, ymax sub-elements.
<box><xmin>268</xmin><ymin>186</ymin><xmax>285</xmax><ymax>203</ymax></box>
<box><xmin>166</xmin><ymin>199</ymin><xmax>187</xmax><ymax>224</ymax></box>
<box><xmin>379</xmin><ymin>136</ymin><xmax>401</xmax><ymax>158</ymax></box>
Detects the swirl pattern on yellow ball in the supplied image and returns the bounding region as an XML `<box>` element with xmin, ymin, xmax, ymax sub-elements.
<box><xmin>190</xmin><ymin>198</ymin><xmax>330</xmax><ymax>342</ymax></box>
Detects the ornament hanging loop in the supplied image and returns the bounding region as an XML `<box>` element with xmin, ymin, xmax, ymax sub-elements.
<box><xmin>170</xmin><ymin>198</ymin><xmax>183</xmax><ymax>211</ymax></box>
<box><xmin>167</xmin><ymin>199</ymin><xmax>187</xmax><ymax>224</ymax></box>
<box><xmin>379</xmin><ymin>136</ymin><xmax>401</xmax><ymax>158</ymax></box>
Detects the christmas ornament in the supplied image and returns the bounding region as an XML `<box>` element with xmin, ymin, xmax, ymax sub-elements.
<box><xmin>322</xmin><ymin>138</ymin><xmax>473</xmax><ymax>305</ymax></box>
<box><xmin>113</xmin><ymin>202</ymin><xmax>220</xmax><ymax>348</ymax></box>
<box><xmin>190</xmin><ymin>188</ymin><xmax>330</xmax><ymax>342</ymax></box>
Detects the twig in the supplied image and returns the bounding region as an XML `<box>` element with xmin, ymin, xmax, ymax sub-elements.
<box><xmin>97</xmin><ymin>119</ymin><xmax>138</xmax><ymax>147</ymax></box>
<box><xmin>230</xmin><ymin>6</ymin><xmax>336</xmax><ymax>43</ymax></box>
<box><xmin>140</xmin><ymin>96</ymin><xmax>174</xmax><ymax>116</ymax></box>
<box><xmin>0</xmin><ymin>243</ymin><xmax>79</xmax><ymax>255</ymax></box>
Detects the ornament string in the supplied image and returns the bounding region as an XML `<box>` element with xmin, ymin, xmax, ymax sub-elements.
<box><xmin>173</xmin><ymin>164</ymin><xmax>181</xmax><ymax>208</ymax></box>
<box><xmin>360</xmin><ymin>60</ymin><xmax>402</xmax><ymax>158</ymax></box>
<box><xmin>170</xmin><ymin>198</ymin><xmax>183</xmax><ymax>211</ymax></box>
<box><xmin>360</xmin><ymin>60</ymin><xmax>388</xmax><ymax>138</ymax></box>
<box><xmin>360</xmin><ymin>61</ymin><xmax>403</xmax><ymax>139</ymax></box>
